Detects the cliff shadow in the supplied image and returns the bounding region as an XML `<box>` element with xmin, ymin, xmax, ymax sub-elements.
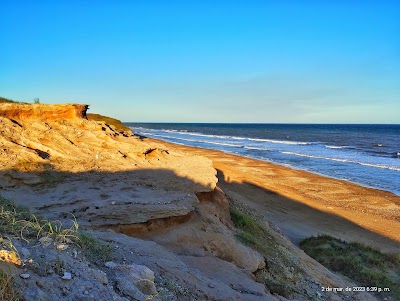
<box><xmin>1</xmin><ymin>165</ymin><xmax>399</xmax><ymax>253</ymax></box>
<box><xmin>216</xmin><ymin>169</ymin><xmax>400</xmax><ymax>254</ymax></box>
<box><xmin>0</xmin><ymin>166</ymin><xmax>214</xmax><ymax>232</ymax></box>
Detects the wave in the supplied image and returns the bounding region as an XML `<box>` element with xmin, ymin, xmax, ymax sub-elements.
<box><xmin>281</xmin><ymin>151</ymin><xmax>400</xmax><ymax>172</ymax></box>
<box><xmin>244</xmin><ymin>137</ymin><xmax>309</xmax><ymax>145</ymax></box>
<box><xmin>244</xmin><ymin>146</ymin><xmax>272</xmax><ymax>151</ymax></box>
<box><xmin>325</xmin><ymin>145</ymin><xmax>348</xmax><ymax>149</ymax></box>
<box><xmin>140</xmin><ymin>128</ymin><xmax>310</xmax><ymax>145</ymax></box>
<box><xmin>142</xmin><ymin>133</ymin><xmax>242</xmax><ymax>148</ymax></box>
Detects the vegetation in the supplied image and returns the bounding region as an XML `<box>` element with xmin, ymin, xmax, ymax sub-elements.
<box><xmin>87</xmin><ymin>113</ymin><xmax>132</xmax><ymax>135</ymax></box>
<box><xmin>78</xmin><ymin>232</ymin><xmax>112</xmax><ymax>264</ymax></box>
<box><xmin>0</xmin><ymin>97</ymin><xmax>18</xmax><ymax>104</ymax></box>
<box><xmin>230</xmin><ymin>208</ymin><xmax>296</xmax><ymax>297</ymax></box>
<box><xmin>0</xmin><ymin>195</ymin><xmax>111</xmax><ymax>262</ymax></box>
<box><xmin>33</xmin><ymin>98</ymin><xmax>40</xmax><ymax>104</ymax></box>
<box><xmin>230</xmin><ymin>208</ymin><xmax>274</xmax><ymax>254</ymax></box>
<box><xmin>300</xmin><ymin>235</ymin><xmax>400</xmax><ymax>299</ymax></box>
<box><xmin>0</xmin><ymin>269</ymin><xmax>19</xmax><ymax>301</ymax></box>
<box><xmin>0</xmin><ymin>195</ymin><xmax>78</xmax><ymax>244</ymax></box>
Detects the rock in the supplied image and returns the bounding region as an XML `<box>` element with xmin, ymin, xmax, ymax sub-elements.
<box><xmin>56</xmin><ymin>244</ymin><xmax>69</xmax><ymax>251</ymax></box>
<box><xmin>36</xmin><ymin>279</ymin><xmax>45</xmax><ymax>288</ymax></box>
<box><xmin>0</xmin><ymin>249</ymin><xmax>22</xmax><ymax>265</ymax></box>
<box><xmin>0</xmin><ymin>103</ymin><xmax>89</xmax><ymax>122</ymax></box>
<box><xmin>115</xmin><ymin>277</ymin><xmax>147</xmax><ymax>301</ymax></box>
<box><xmin>20</xmin><ymin>273</ymin><xmax>30</xmax><ymax>279</ymax></box>
<box><xmin>105</xmin><ymin>261</ymin><xmax>118</xmax><ymax>269</ymax></box>
<box><xmin>116</xmin><ymin>263</ymin><xmax>157</xmax><ymax>296</ymax></box>
<box><xmin>20</xmin><ymin>247</ymin><xmax>31</xmax><ymax>258</ymax></box>
<box><xmin>24</xmin><ymin>287</ymin><xmax>51</xmax><ymax>301</ymax></box>
<box><xmin>148</xmin><ymin>188</ymin><xmax>266</xmax><ymax>273</ymax></box>
<box><xmin>62</xmin><ymin>272</ymin><xmax>72</xmax><ymax>280</ymax></box>
<box><xmin>62</xmin><ymin>287</ymin><xmax>69</xmax><ymax>296</ymax></box>
<box><xmin>91</xmin><ymin>269</ymin><xmax>108</xmax><ymax>285</ymax></box>
<box><xmin>39</xmin><ymin>237</ymin><xmax>53</xmax><ymax>247</ymax></box>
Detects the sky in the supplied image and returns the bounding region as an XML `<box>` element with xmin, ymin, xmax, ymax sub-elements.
<box><xmin>1</xmin><ymin>1</ymin><xmax>399</xmax><ymax>123</ymax></box>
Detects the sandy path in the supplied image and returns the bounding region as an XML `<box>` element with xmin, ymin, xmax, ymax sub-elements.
<box><xmin>150</xmin><ymin>138</ymin><xmax>400</xmax><ymax>253</ymax></box>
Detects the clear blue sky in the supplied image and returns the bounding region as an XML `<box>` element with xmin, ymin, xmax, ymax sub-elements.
<box><xmin>1</xmin><ymin>1</ymin><xmax>399</xmax><ymax>123</ymax></box>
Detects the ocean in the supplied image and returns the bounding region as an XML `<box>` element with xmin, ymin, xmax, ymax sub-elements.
<box><xmin>126</xmin><ymin>123</ymin><xmax>400</xmax><ymax>196</ymax></box>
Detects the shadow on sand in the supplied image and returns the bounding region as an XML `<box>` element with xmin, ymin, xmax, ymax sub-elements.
<box><xmin>0</xmin><ymin>164</ymin><xmax>398</xmax><ymax>253</ymax></box>
<box><xmin>216</xmin><ymin>168</ymin><xmax>400</xmax><ymax>253</ymax></box>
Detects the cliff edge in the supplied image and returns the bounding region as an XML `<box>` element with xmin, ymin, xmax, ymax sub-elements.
<box><xmin>0</xmin><ymin>103</ymin><xmax>89</xmax><ymax>121</ymax></box>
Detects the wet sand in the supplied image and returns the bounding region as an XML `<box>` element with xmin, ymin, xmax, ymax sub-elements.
<box><xmin>151</xmin><ymin>138</ymin><xmax>400</xmax><ymax>253</ymax></box>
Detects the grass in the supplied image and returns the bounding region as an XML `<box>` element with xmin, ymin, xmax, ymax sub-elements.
<box><xmin>0</xmin><ymin>97</ymin><xmax>18</xmax><ymax>104</ymax></box>
<box><xmin>0</xmin><ymin>195</ymin><xmax>111</xmax><ymax>263</ymax></box>
<box><xmin>0</xmin><ymin>195</ymin><xmax>79</xmax><ymax>244</ymax></box>
<box><xmin>229</xmin><ymin>208</ymin><xmax>296</xmax><ymax>297</ymax></box>
<box><xmin>0</xmin><ymin>96</ymin><xmax>28</xmax><ymax>104</ymax></box>
<box><xmin>300</xmin><ymin>235</ymin><xmax>400</xmax><ymax>299</ymax></box>
<box><xmin>0</xmin><ymin>194</ymin><xmax>113</xmax><ymax>298</ymax></box>
<box><xmin>87</xmin><ymin>113</ymin><xmax>132</xmax><ymax>135</ymax></box>
<box><xmin>230</xmin><ymin>208</ymin><xmax>275</xmax><ymax>255</ymax></box>
<box><xmin>78</xmin><ymin>232</ymin><xmax>112</xmax><ymax>264</ymax></box>
<box><xmin>0</xmin><ymin>269</ymin><xmax>19</xmax><ymax>301</ymax></box>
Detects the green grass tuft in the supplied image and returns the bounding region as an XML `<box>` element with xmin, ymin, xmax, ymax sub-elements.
<box><xmin>0</xmin><ymin>195</ymin><xmax>79</xmax><ymax>244</ymax></box>
<box><xmin>300</xmin><ymin>235</ymin><xmax>400</xmax><ymax>299</ymax></box>
<box><xmin>87</xmin><ymin>113</ymin><xmax>132</xmax><ymax>135</ymax></box>
<box><xmin>78</xmin><ymin>232</ymin><xmax>112</xmax><ymax>263</ymax></box>
<box><xmin>230</xmin><ymin>208</ymin><xmax>276</xmax><ymax>255</ymax></box>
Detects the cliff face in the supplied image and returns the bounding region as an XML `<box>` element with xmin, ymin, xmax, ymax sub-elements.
<box><xmin>0</xmin><ymin>103</ymin><xmax>276</xmax><ymax>300</ymax></box>
<box><xmin>0</xmin><ymin>103</ymin><xmax>218</xmax><ymax>224</ymax></box>
<box><xmin>0</xmin><ymin>103</ymin><xmax>89</xmax><ymax>121</ymax></box>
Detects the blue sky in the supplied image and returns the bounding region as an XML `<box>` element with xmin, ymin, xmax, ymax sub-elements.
<box><xmin>1</xmin><ymin>1</ymin><xmax>399</xmax><ymax>123</ymax></box>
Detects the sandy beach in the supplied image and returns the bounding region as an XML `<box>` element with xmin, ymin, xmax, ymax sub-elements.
<box><xmin>151</xmin><ymin>137</ymin><xmax>400</xmax><ymax>253</ymax></box>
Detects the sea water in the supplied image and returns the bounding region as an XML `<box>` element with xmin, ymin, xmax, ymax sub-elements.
<box><xmin>126</xmin><ymin>123</ymin><xmax>400</xmax><ymax>196</ymax></box>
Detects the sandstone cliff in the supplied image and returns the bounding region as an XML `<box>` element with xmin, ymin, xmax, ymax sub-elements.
<box><xmin>0</xmin><ymin>103</ymin><xmax>379</xmax><ymax>301</ymax></box>
<box><xmin>0</xmin><ymin>103</ymin><xmax>89</xmax><ymax>121</ymax></box>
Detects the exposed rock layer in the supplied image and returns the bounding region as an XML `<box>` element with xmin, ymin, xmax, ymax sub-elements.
<box><xmin>0</xmin><ymin>103</ymin><xmax>88</xmax><ymax>121</ymax></box>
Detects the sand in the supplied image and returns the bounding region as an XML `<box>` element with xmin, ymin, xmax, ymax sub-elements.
<box><xmin>149</xmin><ymin>138</ymin><xmax>400</xmax><ymax>253</ymax></box>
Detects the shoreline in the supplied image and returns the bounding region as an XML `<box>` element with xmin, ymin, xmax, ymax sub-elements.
<box><xmin>146</xmin><ymin>136</ymin><xmax>400</xmax><ymax>253</ymax></box>
<box><xmin>170</xmin><ymin>140</ymin><xmax>400</xmax><ymax>196</ymax></box>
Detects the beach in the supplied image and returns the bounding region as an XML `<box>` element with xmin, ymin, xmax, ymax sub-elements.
<box><xmin>150</xmin><ymin>137</ymin><xmax>400</xmax><ymax>253</ymax></box>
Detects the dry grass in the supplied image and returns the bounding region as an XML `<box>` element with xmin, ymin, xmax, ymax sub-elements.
<box><xmin>0</xmin><ymin>269</ymin><xmax>19</xmax><ymax>301</ymax></box>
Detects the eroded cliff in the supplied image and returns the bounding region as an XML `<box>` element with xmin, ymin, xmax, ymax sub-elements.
<box><xmin>0</xmin><ymin>103</ymin><xmax>380</xmax><ymax>301</ymax></box>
